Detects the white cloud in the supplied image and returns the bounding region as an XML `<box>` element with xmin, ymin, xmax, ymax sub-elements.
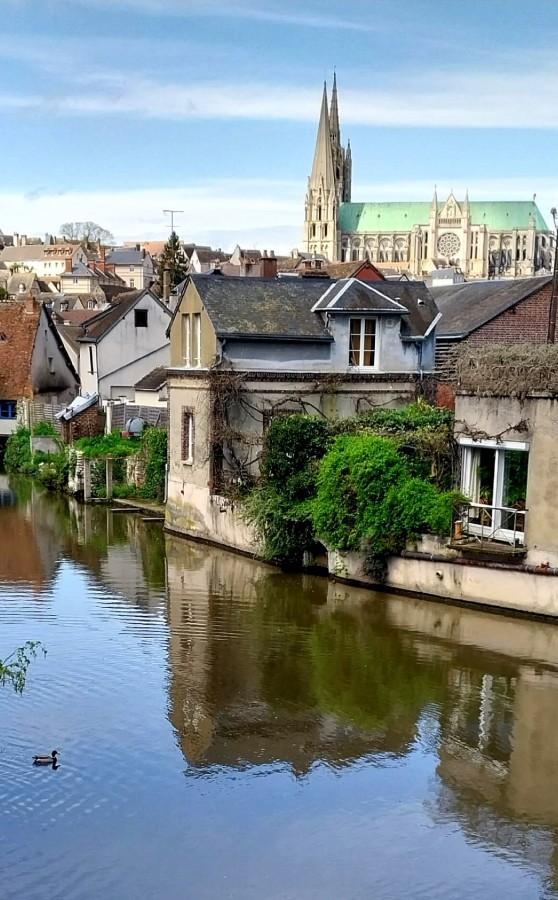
<box><xmin>2</xmin><ymin>176</ymin><xmax>556</xmax><ymax>255</ymax></box>
<box><xmin>3</xmin><ymin>61</ymin><xmax>558</xmax><ymax>128</ymax></box>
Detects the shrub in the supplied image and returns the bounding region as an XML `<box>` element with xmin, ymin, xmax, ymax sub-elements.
<box><xmin>4</xmin><ymin>427</ymin><xmax>34</xmax><ymax>474</ymax></box>
<box><xmin>140</xmin><ymin>427</ymin><xmax>167</xmax><ymax>501</ymax></box>
<box><xmin>32</xmin><ymin>421</ymin><xmax>57</xmax><ymax>437</ymax></box>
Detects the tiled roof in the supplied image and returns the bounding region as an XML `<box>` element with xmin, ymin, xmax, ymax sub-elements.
<box><xmin>324</xmin><ymin>260</ymin><xmax>384</xmax><ymax>280</ymax></box>
<box><xmin>134</xmin><ymin>366</ymin><xmax>168</xmax><ymax>391</ymax></box>
<box><xmin>193</xmin><ymin>249</ymin><xmax>230</xmax><ymax>263</ymax></box>
<box><xmin>188</xmin><ymin>275</ymin><xmax>332</xmax><ymax>341</ymax></box>
<box><xmin>0</xmin><ymin>299</ymin><xmax>41</xmax><ymax>398</ymax></box>
<box><xmin>432</xmin><ymin>276</ymin><xmax>552</xmax><ymax>338</ymax></box>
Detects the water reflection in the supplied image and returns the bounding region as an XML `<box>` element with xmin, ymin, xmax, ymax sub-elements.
<box><xmin>3</xmin><ymin>477</ymin><xmax>558</xmax><ymax>897</ymax></box>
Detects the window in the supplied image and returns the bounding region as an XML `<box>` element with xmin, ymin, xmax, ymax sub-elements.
<box><xmin>88</xmin><ymin>346</ymin><xmax>95</xmax><ymax>374</ymax></box>
<box><xmin>0</xmin><ymin>401</ymin><xmax>16</xmax><ymax>419</ymax></box>
<box><xmin>349</xmin><ymin>318</ymin><xmax>376</xmax><ymax>367</ymax></box>
<box><xmin>182</xmin><ymin>314</ymin><xmax>191</xmax><ymax>364</ymax></box>
<box><xmin>130</xmin><ymin>279</ymin><xmax>135</xmax><ymax>288</ymax></box>
<box><xmin>182</xmin><ymin>312</ymin><xmax>201</xmax><ymax>366</ymax></box>
<box><xmin>181</xmin><ymin>408</ymin><xmax>194</xmax><ymax>463</ymax></box>
<box><xmin>460</xmin><ymin>440</ymin><xmax>529</xmax><ymax>543</ymax></box>
<box><xmin>129</xmin><ymin>266</ymin><xmax>135</xmax><ymax>271</ymax></box>
<box><xmin>48</xmin><ymin>356</ymin><xmax>55</xmax><ymax>375</ymax></box>
<box><xmin>192</xmin><ymin>313</ymin><xmax>201</xmax><ymax>367</ymax></box>
<box><xmin>88</xmin><ymin>300</ymin><xmax>96</xmax><ymax>309</ymax></box>
<box><xmin>73</xmin><ymin>278</ymin><xmax>79</xmax><ymax>284</ymax></box>
<box><xmin>134</xmin><ymin>309</ymin><xmax>148</xmax><ymax>327</ymax></box>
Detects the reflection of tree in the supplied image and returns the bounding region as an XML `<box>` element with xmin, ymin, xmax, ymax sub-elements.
<box><xmin>310</xmin><ymin>608</ymin><xmax>448</xmax><ymax>735</ymax></box>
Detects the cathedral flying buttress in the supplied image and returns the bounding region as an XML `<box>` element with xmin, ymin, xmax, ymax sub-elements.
<box><xmin>303</xmin><ymin>81</ymin><xmax>553</xmax><ymax>280</ymax></box>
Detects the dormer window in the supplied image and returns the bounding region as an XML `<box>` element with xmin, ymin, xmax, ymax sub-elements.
<box><xmin>349</xmin><ymin>318</ymin><xmax>376</xmax><ymax>367</ymax></box>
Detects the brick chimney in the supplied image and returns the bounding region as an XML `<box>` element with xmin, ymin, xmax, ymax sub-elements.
<box><xmin>260</xmin><ymin>250</ymin><xmax>278</xmax><ymax>278</ymax></box>
<box><xmin>24</xmin><ymin>294</ymin><xmax>37</xmax><ymax>315</ymax></box>
<box><xmin>65</xmin><ymin>257</ymin><xmax>74</xmax><ymax>273</ymax></box>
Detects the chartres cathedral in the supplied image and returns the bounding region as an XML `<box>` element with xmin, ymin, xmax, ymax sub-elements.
<box><xmin>303</xmin><ymin>78</ymin><xmax>553</xmax><ymax>279</ymax></box>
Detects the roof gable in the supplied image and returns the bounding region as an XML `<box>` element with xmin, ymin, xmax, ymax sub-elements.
<box><xmin>78</xmin><ymin>289</ymin><xmax>170</xmax><ymax>343</ymax></box>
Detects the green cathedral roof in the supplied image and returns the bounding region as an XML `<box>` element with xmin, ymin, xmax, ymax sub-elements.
<box><xmin>338</xmin><ymin>201</ymin><xmax>549</xmax><ymax>233</ymax></box>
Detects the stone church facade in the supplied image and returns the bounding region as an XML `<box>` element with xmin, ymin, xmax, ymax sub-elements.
<box><xmin>303</xmin><ymin>80</ymin><xmax>553</xmax><ymax>279</ymax></box>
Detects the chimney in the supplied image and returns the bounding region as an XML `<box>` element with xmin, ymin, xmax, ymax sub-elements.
<box><xmin>97</xmin><ymin>247</ymin><xmax>106</xmax><ymax>272</ymax></box>
<box><xmin>23</xmin><ymin>294</ymin><xmax>37</xmax><ymax>315</ymax></box>
<box><xmin>65</xmin><ymin>257</ymin><xmax>73</xmax><ymax>273</ymax></box>
<box><xmin>162</xmin><ymin>267</ymin><xmax>171</xmax><ymax>303</ymax></box>
<box><xmin>13</xmin><ymin>233</ymin><xmax>19</xmax><ymax>247</ymax></box>
<box><xmin>20</xmin><ymin>235</ymin><xmax>27</xmax><ymax>246</ymax></box>
<box><xmin>260</xmin><ymin>254</ymin><xmax>278</xmax><ymax>279</ymax></box>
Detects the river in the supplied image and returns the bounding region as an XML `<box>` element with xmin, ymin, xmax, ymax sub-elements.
<box><xmin>1</xmin><ymin>475</ymin><xmax>558</xmax><ymax>899</ymax></box>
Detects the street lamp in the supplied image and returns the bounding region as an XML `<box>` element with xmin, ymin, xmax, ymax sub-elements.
<box><xmin>548</xmin><ymin>207</ymin><xmax>558</xmax><ymax>343</ymax></box>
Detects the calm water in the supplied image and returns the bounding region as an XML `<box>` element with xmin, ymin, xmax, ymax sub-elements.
<box><xmin>2</xmin><ymin>478</ymin><xmax>558</xmax><ymax>899</ymax></box>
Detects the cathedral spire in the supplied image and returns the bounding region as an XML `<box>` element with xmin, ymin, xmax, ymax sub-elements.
<box><xmin>330</xmin><ymin>71</ymin><xmax>340</xmax><ymax>145</ymax></box>
<box><xmin>309</xmin><ymin>81</ymin><xmax>335</xmax><ymax>192</ymax></box>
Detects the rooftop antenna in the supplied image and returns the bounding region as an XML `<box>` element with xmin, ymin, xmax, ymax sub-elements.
<box><xmin>163</xmin><ymin>209</ymin><xmax>183</xmax><ymax>234</ymax></box>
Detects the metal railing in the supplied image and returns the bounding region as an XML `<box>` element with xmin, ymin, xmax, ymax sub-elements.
<box><xmin>459</xmin><ymin>502</ymin><xmax>527</xmax><ymax>547</ymax></box>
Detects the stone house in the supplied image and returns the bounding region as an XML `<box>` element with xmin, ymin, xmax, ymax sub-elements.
<box><xmin>0</xmin><ymin>297</ymin><xmax>79</xmax><ymax>442</ymax></box>
<box><xmin>77</xmin><ymin>288</ymin><xmax>171</xmax><ymax>402</ymax></box>
<box><xmin>166</xmin><ymin>274</ymin><xmax>439</xmax><ymax>551</ymax></box>
<box><xmin>189</xmin><ymin>248</ymin><xmax>230</xmax><ymax>274</ymax></box>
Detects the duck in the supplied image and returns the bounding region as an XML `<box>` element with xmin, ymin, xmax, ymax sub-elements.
<box><xmin>33</xmin><ymin>750</ymin><xmax>59</xmax><ymax>766</ymax></box>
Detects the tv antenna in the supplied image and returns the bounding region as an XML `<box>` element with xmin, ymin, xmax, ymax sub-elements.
<box><xmin>163</xmin><ymin>209</ymin><xmax>183</xmax><ymax>233</ymax></box>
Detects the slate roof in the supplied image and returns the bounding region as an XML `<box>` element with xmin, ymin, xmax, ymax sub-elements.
<box><xmin>193</xmin><ymin>249</ymin><xmax>230</xmax><ymax>264</ymax></box>
<box><xmin>53</xmin><ymin>309</ymin><xmax>101</xmax><ymax>326</ymax></box>
<box><xmin>78</xmin><ymin>289</ymin><xmax>170</xmax><ymax>342</ymax></box>
<box><xmin>187</xmin><ymin>275</ymin><xmax>332</xmax><ymax>341</ymax></box>
<box><xmin>431</xmin><ymin>276</ymin><xmax>552</xmax><ymax>338</ymax></box>
<box><xmin>312</xmin><ymin>279</ymin><xmax>438</xmax><ymax>338</ymax></box>
<box><xmin>339</xmin><ymin>201</ymin><xmax>550</xmax><ymax>233</ymax></box>
<box><xmin>105</xmin><ymin>248</ymin><xmax>148</xmax><ymax>266</ymax></box>
<box><xmin>63</xmin><ymin>260</ymin><xmax>96</xmax><ymax>278</ymax></box>
<box><xmin>134</xmin><ymin>366</ymin><xmax>168</xmax><ymax>391</ymax></box>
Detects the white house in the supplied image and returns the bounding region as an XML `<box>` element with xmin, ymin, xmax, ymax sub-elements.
<box><xmin>77</xmin><ymin>289</ymin><xmax>171</xmax><ymax>401</ymax></box>
<box><xmin>0</xmin><ymin>243</ymin><xmax>87</xmax><ymax>279</ymax></box>
<box><xmin>105</xmin><ymin>247</ymin><xmax>154</xmax><ymax>289</ymax></box>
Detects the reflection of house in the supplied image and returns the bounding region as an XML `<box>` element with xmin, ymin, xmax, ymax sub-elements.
<box><xmin>77</xmin><ymin>288</ymin><xmax>171</xmax><ymax>401</ymax></box>
<box><xmin>165</xmin><ymin>535</ymin><xmax>425</xmax><ymax>773</ymax></box>
<box><xmin>166</xmin><ymin>274</ymin><xmax>439</xmax><ymax>551</ymax></box>
<box><xmin>0</xmin><ymin>297</ymin><xmax>79</xmax><ymax>438</ymax></box>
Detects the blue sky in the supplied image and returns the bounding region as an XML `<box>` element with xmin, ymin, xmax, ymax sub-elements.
<box><xmin>1</xmin><ymin>0</ymin><xmax>558</xmax><ymax>251</ymax></box>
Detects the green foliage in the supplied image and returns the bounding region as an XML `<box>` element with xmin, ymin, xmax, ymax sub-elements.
<box><xmin>75</xmin><ymin>431</ymin><xmax>138</xmax><ymax>459</ymax></box>
<box><xmin>140</xmin><ymin>427</ymin><xmax>167</xmax><ymax>501</ymax></box>
<box><xmin>32</xmin><ymin>421</ymin><xmax>57</xmax><ymax>437</ymax></box>
<box><xmin>0</xmin><ymin>285</ymin><xmax>8</xmax><ymax>301</ymax></box>
<box><xmin>4</xmin><ymin>427</ymin><xmax>34</xmax><ymax>474</ymax></box>
<box><xmin>35</xmin><ymin>452</ymin><xmax>69</xmax><ymax>492</ymax></box>
<box><xmin>0</xmin><ymin>641</ymin><xmax>46</xmax><ymax>693</ymax></box>
<box><xmin>155</xmin><ymin>230</ymin><xmax>189</xmax><ymax>292</ymax></box>
<box><xmin>313</xmin><ymin>433</ymin><xmax>462</xmax><ymax>560</ymax></box>
<box><xmin>244</xmin><ymin>415</ymin><xmax>329</xmax><ymax>566</ymax></box>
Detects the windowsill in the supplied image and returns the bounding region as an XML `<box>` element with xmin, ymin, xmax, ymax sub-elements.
<box><xmin>348</xmin><ymin>365</ymin><xmax>378</xmax><ymax>372</ymax></box>
<box><xmin>182</xmin><ymin>459</ymin><xmax>194</xmax><ymax>466</ymax></box>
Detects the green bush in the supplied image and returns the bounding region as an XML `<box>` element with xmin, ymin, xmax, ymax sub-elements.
<box><xmin>35</xmin><ymin>452</ymin><xmax>69</xmax><ymax>492</ymax></box>
<box><xmin>4</xmin><ymin>427</ymin><xmax>34</xmax><ymax>474</ymax></box>
<box><xmin>244</xmin><ymin>415</ymin><xmax>329</xmax><ymax>566</ymax></box>
<box><xmin>141</xmin><ymin>427</ymin><xmax>167</xmax><ymax>500</ymax></box>
<box><xmin>32</xmin><ymin>421</ymin><xmax>57</xmax><ymax>437</ymax></box>
<box><xmin>75</xmin><ymin>431</ymin><xmax>138</xmax><ymax>459</ymax></box>
<box><xmin>313</xmin><ymin>433</ymin><xmax>462</xmax><ymax>559</ymax></box>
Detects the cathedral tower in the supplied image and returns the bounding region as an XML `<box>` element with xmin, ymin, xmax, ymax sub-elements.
<box><xmin>303</xmin><ymin>78</ymin><xmax>351</xmax><ymax>260</ymax></box>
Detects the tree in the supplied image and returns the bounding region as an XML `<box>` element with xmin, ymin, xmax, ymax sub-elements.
<box><xmin>1</xmin><ymin>641</ymin><xmax>45</xmax><ymax>693</ymax></box>
<box><xmin>0</xmin><ymin>285</ymin><xmax>8</xmax><ymax>301</ymax></box>
<box><xmin>155</xmin><ymin>231</ymin><xmax>189</xmax><ymax>293</ymax></box>
<box><xmin>59</xmin><ymin>221</ymin><xmax>115</xmax><ymax>247</ymax></box>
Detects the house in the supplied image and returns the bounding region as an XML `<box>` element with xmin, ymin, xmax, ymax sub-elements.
<box><xmin>220</xmin><ymin>247</ymin><xmax>279</xmax><ymax>278</ymax></box>
<box><xmin>0</xmin><ymin>272</ymin><xmax>52</xmax><ymax>299</ymax></box>
<box><xmin>134</xmin><ymin>366</ymin><xmax>168</xmax><ymax>409</ymax></box>
<box><xmin>59</xmin><ymin>260</ymin><xmax>126</xmax><ymax>296</ymax></box>
<box><xmin>188</xmin><ymin>248</ymin><xmax>230</xmax><ymax>274</ymax></box>
<box><xmin>0</xmin><ymin>297</ymin><xmax>80</xmax><ymax>442</ymax></box>
<box><xmin>432</xmin><ymin>275</ymin><xmax>553</xmax><ymax>387</ymax></box>
<box><xmin>166</xmin><ymin>274</ymin><xmax>439</xmax><ymax>551</ymax></box>
<box><xmin>77</xmin><ymin>288</ymin><xmax>171</xmax><ymax>401</ymax></box>
<box><xmin>0</xmin><ymin>242</ymin><xmax>87</xmax><ymax>279</ymax></box>
<box><xmin>104</xmin><ymin>247</ymin><xmax>154</xmax><ymax>289</ymax></box>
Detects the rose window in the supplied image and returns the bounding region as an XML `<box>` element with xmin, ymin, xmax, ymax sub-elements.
<box><xmin>437</xmin><ymin>232</ymin><xmax>461</xmax><ymax>256</ymax></box>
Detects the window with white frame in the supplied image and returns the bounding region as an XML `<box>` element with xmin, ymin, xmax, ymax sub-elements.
<box><xmin>181</xmin><ymin>408</ymin><xmax>194</xmax><ymax>463</ymax></box>
<box><xmin>349</xmin><ymin>318</ymin><xmax>376</xmax><ymax>367</ymax></box>
<box><xmin>181</xmin><ymin>312</ymin><xmax>201</xmax><ymax>367</ymax></box>
<box><xmin>460</xmin><ymin>439</ymin><xmax>529</xmax><ymax>542</ymax></box>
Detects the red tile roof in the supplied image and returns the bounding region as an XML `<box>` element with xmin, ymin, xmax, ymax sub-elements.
<box><xmin>0</xmin><ymin>298</ymin><xmax>41</xmax><ymax>399</ymax></box>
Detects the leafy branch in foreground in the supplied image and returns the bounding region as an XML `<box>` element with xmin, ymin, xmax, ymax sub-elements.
<box><xmin>0</xmin><ymin>642</ymin><xmax>46</xmax><ymax>693</ymax></box>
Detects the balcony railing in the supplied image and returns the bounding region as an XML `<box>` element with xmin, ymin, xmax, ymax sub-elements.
<box><xmin>459</xmin><ymin>502</ymin><xmax>527</xmax><ymax>547</ymax></box>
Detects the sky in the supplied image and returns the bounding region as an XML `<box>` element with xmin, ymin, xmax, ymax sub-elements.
<box><xmin>1</xmin><ymin>0</ymin><xmax>558</xmax><ymax>252</ymax></box>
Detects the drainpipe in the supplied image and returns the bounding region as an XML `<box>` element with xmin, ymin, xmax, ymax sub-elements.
<box><xmin>548</xmin><ymin>208</ymin><xmax>558</xmax><ymax>343</ymax></box>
